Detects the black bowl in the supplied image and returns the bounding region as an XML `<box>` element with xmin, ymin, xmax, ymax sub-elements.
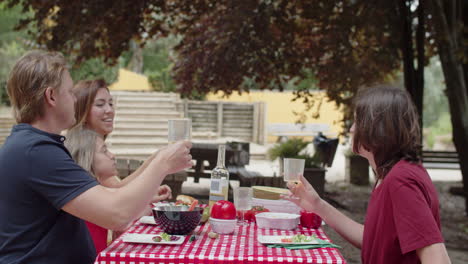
<box><xmin>152</xmin><ymin>206</ymin><xmax>203</xmax><ymax>235</ymax></box>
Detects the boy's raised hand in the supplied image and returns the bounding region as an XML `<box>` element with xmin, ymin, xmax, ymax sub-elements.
<box><xmin>282</xmin><ymin>175</ymin><xmax>322</xmax><ymax>212</ymax></box>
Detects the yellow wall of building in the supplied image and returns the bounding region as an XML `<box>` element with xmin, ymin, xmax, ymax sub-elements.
<box><xmin>207</xmin><ymin>90</ymin><xmax>344</xmax><ymax>142</ymax></box>
<box><xmin>109</xmin><ymin>69</ymin><xmax>152</xmax><ymax>91</ymax></box>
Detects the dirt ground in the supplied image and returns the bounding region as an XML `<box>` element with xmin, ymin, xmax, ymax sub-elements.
<box><xmin>322</xmin><ymin>181</ymin><xmax>468</xmax><ymax>264</ymax></box>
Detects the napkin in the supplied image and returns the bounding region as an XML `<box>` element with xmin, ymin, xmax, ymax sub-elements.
<box><xmin>267</xmin><ymin>238</ymin><xmax>340</xmax><ymax>250</ymax></box>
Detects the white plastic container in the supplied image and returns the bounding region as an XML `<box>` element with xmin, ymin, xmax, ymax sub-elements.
<box><xmin>255</xmin><ymin>212</ymin><xmax>300</xmax><ymax>230</ymax></box>
<box><xmin>209</xmin><ymin>218</ymin><xmax>236</xmax><ymax>234</ymax></box>
<box><xmin>252</xmin><ymin>198</ymin><xmax>301</xmax><ymax>214</ymax></box>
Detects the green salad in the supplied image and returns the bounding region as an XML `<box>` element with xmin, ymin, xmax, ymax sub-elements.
<box><xmin>292</xmin><ymin>234</ymin><xmax>317</xmax><ymax>243</ymax></box>
<box><xmin>152</xmin><ymin>233</ymin><xmax>181</xmax><ymax>242</ymax></box>
<box><xmin>160</xmin><ymin>233</ymin><xmax>171</xmax><ymax>241</ymax></box>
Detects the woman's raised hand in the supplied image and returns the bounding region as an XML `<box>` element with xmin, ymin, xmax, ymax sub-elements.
<box><xmin>282</xmin><ymin>174</ymin><xmax>322</xmax><ymax>212</ymax></box>
<box><xmin>156</xmin><ymin>140</ymin><xmax>193</xmax><ymax>175</ymax></box>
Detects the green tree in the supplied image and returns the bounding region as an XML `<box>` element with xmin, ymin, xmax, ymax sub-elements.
<box><xmin>0</xmin><ymin>2</ymin><xmax>30</xmax><ymax>105</ymax></box>
<box><xmin>423</xmin><ymin>57</ymin><xmax>449</xmax><ymax>128</ymax></box>
<box><xmin>0</xmin><ymin>2</ymin><xmax>121</xmax><ymax>94</ymax></box>
<box><xmin>0</xmin><ymin>41</ymin><xmax>25</xmax><ymax>105</ymax></box>
<box><xmin>143</xmin><ymin>36</ymin><xmax>206</xmax><ymax>99</ymax></box>
<box><xmin>0</xmin><ymin>2</ymin><xmax>29</xmax><ymax>44</ymax></box>
<box><xmin>143</xmin><ymin>37</ymin><xmax>177</xmax><ymax>93</ymax></box>
<box><xmin>69</xmin><ymin>57</ymin><xmax>121</xmax><ymax>85</ymax></box>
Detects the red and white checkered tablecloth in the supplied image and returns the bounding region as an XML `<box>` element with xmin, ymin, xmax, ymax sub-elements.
<box><xmin>95</xmin><ymin>221</ymin><xmax>347</xmax><ymax>264</ymax></box>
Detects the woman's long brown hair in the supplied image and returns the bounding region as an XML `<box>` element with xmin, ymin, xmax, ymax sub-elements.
<box><xmin>70</xmin><ymin>79</ymin><xmax>108</xmax><ymax>130</ymax></box>
<box><xmin>352</xmin><ymin>85</ymin><xmax>422</xmax><ymax>180</ymax></box>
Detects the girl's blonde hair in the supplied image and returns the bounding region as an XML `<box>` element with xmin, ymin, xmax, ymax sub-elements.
<box><xmin>65</xmin><ymin>127</ymin><xmax>99</xmax><ymax>178</ymax></box>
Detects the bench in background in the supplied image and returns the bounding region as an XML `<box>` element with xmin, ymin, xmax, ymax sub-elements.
<box><xmin>267</xmin><ymin>123</ymin><xmax>330</xmax><ymax>142</ymax></box>
<box><xmin>422</xmin><ymin>150</ymin><xmax>460</xmax><ymax>170</ymax></box>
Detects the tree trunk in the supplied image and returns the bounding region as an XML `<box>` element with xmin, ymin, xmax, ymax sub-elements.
<box><xmin>415</xmin><ymin>0</ymin><xmax>425</xmax><ymax>130</ymax></box>
<box><xmin>397</xmin><ymin>0</ymin><xmax>425</xmax><ymax>136</ymax></box>
<box><xmin>128</xmin><ymin>39</ymin><xmax>144</xmax><ymax>74</ymax></box>
<box><xmin>430</xmin><ymin>0</ymin><xmax>468</xmax><ymax>215</ymax></box>
<box><xmin>398</xmin><ymin>0</ymin><xmax>416</xmax><ymax>96</ymax></box>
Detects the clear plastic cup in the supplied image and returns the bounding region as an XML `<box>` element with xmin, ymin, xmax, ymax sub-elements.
<box><xmin>167</xmin><ymin>118</ymin><xmax>192</xmax><ymax>144</ymax></box>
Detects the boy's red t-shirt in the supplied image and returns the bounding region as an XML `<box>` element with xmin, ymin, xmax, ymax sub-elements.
<box><xmin>361</xmin><ymin>160</ymin><xmax>444</xmax><ymax>264</ymax></box>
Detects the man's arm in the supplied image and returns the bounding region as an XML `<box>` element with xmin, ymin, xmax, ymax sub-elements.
<box><xmin>62</xmin><ymin>141</ymin><xmax>192</xmax><ymax>230</ymax></box>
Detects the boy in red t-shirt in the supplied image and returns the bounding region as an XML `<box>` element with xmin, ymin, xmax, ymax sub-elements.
<box><xmin>286</xmin><ymin>85</ymin><xmax>451</xmax><ymax>264</ymax></box>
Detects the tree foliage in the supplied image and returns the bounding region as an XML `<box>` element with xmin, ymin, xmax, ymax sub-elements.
<box><xmin>69</xmin><ymin>57</ymin><xmax>121</xmax><ymax>84</ymax></box>
<box><xmin>3</xmin><ymin>0</ymin><xmax>168</xmax><ymax>64</ymax></box>
<box><xmin>423</xmin><ymin>58</ymin><xmax>449</xmax><ymax>128</ymax></box>
<box><xmin>143</xmin><ymin>36</ymin><xmax>177</xmax><ymax>93</ymax></box>
<box><xmin>2</xmin><ymin>1</ymin><xmax>429</xmax><ymax>106</ymax></box>
<box><xmin>0</xmin><ymin>2</ymin><xmax>31</xmax><ymax>105</ymax></box>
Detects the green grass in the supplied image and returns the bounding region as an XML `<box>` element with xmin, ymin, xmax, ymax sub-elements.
<box><xmin>423</xmin><ymin>112</ymin><xmax>452</xmax><ymax>149</ymax></box>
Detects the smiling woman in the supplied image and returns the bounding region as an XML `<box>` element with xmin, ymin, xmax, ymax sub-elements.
<box><xmin>87</xmin><ymin>88</ymin><xmax>114</xmax><ymax>136</ymax></box>
<box><xmin>70</xmin><ymin>79</ymin><xmax>115</xmax><ymax>137</ymax></box>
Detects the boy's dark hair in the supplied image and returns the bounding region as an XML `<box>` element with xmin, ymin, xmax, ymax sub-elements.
<box><xmin>352</xmin><ymin>85</ymin><xmax>421</xmax><ymax>179</ymax></box>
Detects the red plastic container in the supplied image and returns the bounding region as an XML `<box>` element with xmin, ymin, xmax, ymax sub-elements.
<box><xmin>300</xmin><ymin>210</ymin><xmax>322</xmax><ymax>229</ymax></box>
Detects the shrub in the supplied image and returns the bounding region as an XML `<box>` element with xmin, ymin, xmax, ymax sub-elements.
<box><xmin>268</xmin><ymin>138</ymin><xmax>321</xmax><ymax>168</ymax></box>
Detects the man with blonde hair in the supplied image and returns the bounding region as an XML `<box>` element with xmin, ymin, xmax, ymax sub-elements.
<box><xmin>0</xmin><ymin>51</ymin><xmax>193</xmax><ymax>263</ymax></box>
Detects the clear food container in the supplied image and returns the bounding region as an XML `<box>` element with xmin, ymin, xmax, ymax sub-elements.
<box><xmin>255</xmin><ymin>212</ymin><xmax>300</xmax><ymax>230</ymax></box>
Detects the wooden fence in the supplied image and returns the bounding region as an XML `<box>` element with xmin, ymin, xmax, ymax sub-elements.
<box><xmin>177</xmin><ymin>100</ymin><xmax>267</xmax><ymax>145</ymax></box>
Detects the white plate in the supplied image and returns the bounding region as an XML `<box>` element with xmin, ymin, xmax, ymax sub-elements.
<box><xmin>258</xmin><ymin>235</ymin><xmax>319</xmax><ymax>245</ymax></box>
<box><xmin>122</xmin><ymin>233</ymin><xmax>185</xmax><ymax>245</ymax></box>
<box><xmin>139</xmin><ymin>216</ymin><xmax>156</xmax><ymax>225</ymax></box>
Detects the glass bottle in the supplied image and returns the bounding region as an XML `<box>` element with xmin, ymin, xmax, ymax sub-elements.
<box><xmin>209</xmin><ymin>145</ymin><xmax>230</xmax><ymax>209</ymax></box>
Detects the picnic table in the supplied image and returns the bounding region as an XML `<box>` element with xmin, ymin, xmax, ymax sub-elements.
<box><xmin>95</xmin><ymin>220</ymin><xmax>347</xmax><ymax>264</ymax></box>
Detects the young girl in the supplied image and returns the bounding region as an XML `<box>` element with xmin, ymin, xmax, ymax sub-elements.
<box><xmin>65</xmin><ymin>129</ymin><xmax>170</xmax><ymax>253</ymax></box>
<box><xmin>286</xmin><ymin>85</ymin><xmax>451</xmax><ymax>264</ymax></box>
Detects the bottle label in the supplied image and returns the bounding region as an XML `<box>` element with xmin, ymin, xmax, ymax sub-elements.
<box><xmin>210</xmin><ymin>178</ymin><xmax>229</xmax><ymax>194</ymax></box>
<box><xmin>209</xmin><ymin>194</ymin><xmax>225</xmax><ymax>202</ymax></box>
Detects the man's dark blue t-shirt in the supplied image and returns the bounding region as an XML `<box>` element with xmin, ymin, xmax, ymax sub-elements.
<box><xmin>0</xmin><ymin>124</ymin><xmax>99</xmax><ymax>264</ymax></box>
